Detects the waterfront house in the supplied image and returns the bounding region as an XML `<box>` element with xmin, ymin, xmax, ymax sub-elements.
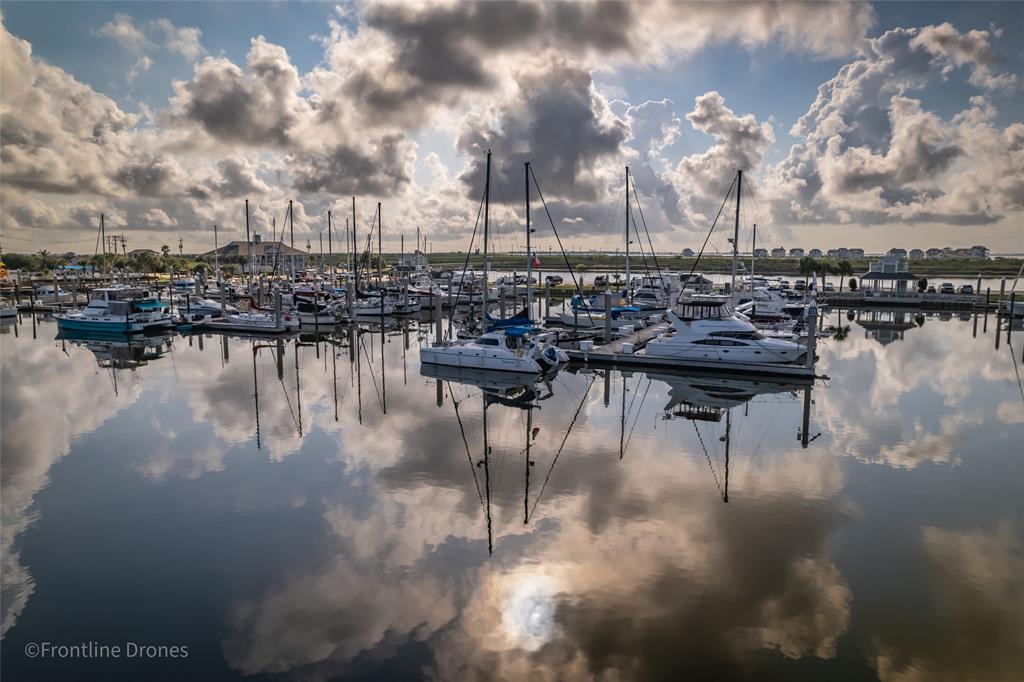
<box><xmin>752</xmin><ymin>248</ymin><xmax>769</xmax><ymax>258</ymax></box>
<box><xmin>809</xmin><ymin>248</ymin><xmax>823</xmax><ymax>258</ymax></box>
<box><xmin>789</xmin><ymin>248</ymin><xmax>805</xmax><ymax>257</ymax></box>
<box><xmin>771</xmin><ymin>247</ymin><xmax>787</xmax><ymax>257</ymax></box>
<box><xmin>909</xmin><ymin>249</ymin><xmax>925</xmax><ymax>260</ymax></box>
<box><xmin>887</xmin><ymin>248</ymin><xmax>907</xmax><ymax>258</ymax></box>
<box><xmin>682</xmin><ymin>248</ymin><xmax>696</xmax><ymax>257</ymax></box>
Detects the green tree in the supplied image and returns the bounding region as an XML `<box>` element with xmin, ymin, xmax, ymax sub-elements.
<box><xmin>837</xmin><ymin>260</ymin><xmax>854</xmax><ymax>292</ymax></box>
<box><xmin>848</xmin><ymin>277</ymin><xmax>858</xmax><ymax>291</ymax></box>
<box><xmin>36</xmin><ymin>249</ymin><xmax>53</xmax><ymax>270</ymax></box>
<box><xmin>161</xmin><ymin>245</ymin><xmax>171</xmax><ymax>258</ymax></box>
<box><xmin>917</xmin><ymin>277</ymin><xmax>928</xmax><ymax>292</ymax></box>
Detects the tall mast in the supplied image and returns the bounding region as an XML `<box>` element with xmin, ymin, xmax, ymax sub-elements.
<box><xmin>482</xmin><ymin>150</ymin><xmax>491</xmax><ymax>317</ymax></box>
<box><xmin>377</xmin><ymin>202</ymin><xmax>383</xmax><ymax>288</ymax></box>
<box><xmin>288</xmin><ymin>199</ymin><xmax>295</xmax><ymax>278</ymax></box>
<box><xmin>244</xmin><ymin>199</ymin><xmax>251</xmax><ymax>284</ymax></box>
<box><xmin>749</xmin><ymin>223</ymin><xmax>756</xmax><ymax>288</ymax></box>
<box><xmin>327</xmin><ymin>210</ymin><xmax>332</xmax><ymax>259</ymax></box>
<box><xmin>625</xmin><ymin>166</ymin><xmax>630</xmax><ymax>301</ymax></box>
<box><xmin>525</xmin><ymin>160</ymin><xmax>533</xmax><ymax>313</ymax></box>
<box><xmin>351</xmin><ymin>197</ymin><xmax>357</xmax><ymax>289</ymax></box>
<box><xmin>213</xmin><ymin>223</ymin><xmax>219</xmax><ymax>280</ymax></box>
<box><xmin>101</xmin><ymin>213</ymin><xmax>106</xmax><ymax>275</ymax></box>
<box><xmin>731</xmin><ymin>170</ymin><xmax>742</xmax><ymax>297</ymax></box>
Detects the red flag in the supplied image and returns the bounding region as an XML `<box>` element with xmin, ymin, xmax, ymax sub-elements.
<box><xmin>531</xmin><ymin>256</ymin><xmax>542</xmax><ymax>269</ymax></box>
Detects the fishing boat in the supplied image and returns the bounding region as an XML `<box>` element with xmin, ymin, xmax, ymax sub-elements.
<box><xmin>34</xmin><ymin>283</ymin><xmax>74</xmax><ymax>303</ymax></box>
<box><xmin>55</xmin><ymin>286</ymin><xmax>173</xmax><ymax>333</ymax></box>
<box><xmin>222</xmin><ymin>311</ymin><xmax>299</xmax><ymax>331</ymax></box>
<box><xmin>644</xmin><ymin>295</ymin><xmax>807</xmax><ymax>364</ymax></box>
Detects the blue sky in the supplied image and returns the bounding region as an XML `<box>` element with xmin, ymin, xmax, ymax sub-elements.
<box><xmin>2</xmin><ymin>1</ymin><xmax>1023</xmax><ymax>253</ymax></box>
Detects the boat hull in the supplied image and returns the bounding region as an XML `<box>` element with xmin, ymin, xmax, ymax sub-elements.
<box><xmin>55</xmin><ymin>315</ymin><xmax>173</xmax><ymax>334</ymax></box>
<box><xmin>420</xmin><ymin>346</ymin><xmax>542</xmax><ymax>373</ymax></box>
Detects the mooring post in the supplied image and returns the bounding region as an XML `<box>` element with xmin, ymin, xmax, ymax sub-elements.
<box><xmin>1008</xmin><ymin>293</ymin><xmax>1016</xmax><ymax>342</ymax></box>
<box><xmin>545</xmin><ymin>282</ymin><xmax>551</xmax><ymax>318</ymax></box>
<box><xmin>604</xmin><ymin>292</ymin><xmax>612</xmax><ymax>343</ymax></box>
<box><xmin>434</xmin><ymin>293</ymin><xmax>442</xmax><ymax>341</ymax></box>
<box><xmin>805</xmin><ymin>302</ymin><xmax>818</xmax><ymax>370</ymax></box>
<box><xmin>274</xmin><ymin>287</ymin><xmax>282</xmax><ymax>330</ymax></box>
<box><xmin>984</xmin><ymin>287</ymin><xmax>990</xmax><ymax>333</ymax></box>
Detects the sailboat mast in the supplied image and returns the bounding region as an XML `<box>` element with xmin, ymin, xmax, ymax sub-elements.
<box><xmin>750</xmin><ymin>223</ymin><xmax>756</xmax><ymax>288</ymax></box>
<box><xmin>377</xmin><ymin>202</ymin><xmax>383</xmax><ymax>288</ymax></box>
<box><xmin>731</xmin><ymin>170</ymin><xmax>742</xmax><ymax>297</ymax></box>
<box><xmin>289</xmin><ymin>199</ymin><xmax>295</xmax><ymax>278</ymax></box>
<box><xmin>625</xmin><ymin>166</ymin><xmax>630</xmax><ymax>301</ymax></box>
<box><xmin>525</xmin><ymin>160</ymin><xmax>533</xmax><ymax>313</ymax></box>
<box><xmin>482</xmin><ymin>150</ymin><xmax>491</xmax><ymax>317</ymax></box>
<box><xmin>245</xmin><ymin>199</ymin><xmax>251</xmax><ymax>285</ymax></box>
<box><xmin>351</xmin><ymin>197</ymin><xmax>357</xmax><ymax>289</ymax></box>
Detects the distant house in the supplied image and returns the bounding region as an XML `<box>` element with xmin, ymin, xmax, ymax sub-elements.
<box><xmin>752</xmin><ymin>248</ymin><xmax>769</xmax><ymax>258</ymax></box>
<box><xmin>771</xmin><ymin>247</ymin><xmax>787</xmax><ymax>257</ymax></box>
<box><xmin>396</xmin><ymin>249</ymin><xmax>430</xmax><ymax>273</ymax></box>
<box><xmin>925</xmin><ymin>247</ymin><xmax>945</xmax><ymax>259</ymax></box>
<box><xmin>789</xmin><ymin>248</ymin><xmax>805</xmax><ymax>257</ymax></box>
<box><xmin>809</xmin><ymin>248</ymin><xmax>823</xmax><ymax>258</ymax></box>
<box><xmin>908</xmin><ymin>249</ymin><xmax>925</xmax><ymax>260</ymax></box>
<box><xmin>203</xmin><ymin>234</ymin><xmax>308</xmax><ymax>273</ymax></box>
<box><xmin>888</xmin><ymin>248</ymin><xmax>907</xmax><ymax>258</ymax></box>
<box><xmin>967</xmin><ymin>245</ymin><xmax>990</xmax><ymax>259</ymax></box>
<box><xmin>681</xmin><ymin>248</ymin><xmax>696</xmax><ymax>257</ymax></box>
<box><xmin>848</xmin><ymin>248</ymin><xmax>865</xmax><ymax>258</ymax></box>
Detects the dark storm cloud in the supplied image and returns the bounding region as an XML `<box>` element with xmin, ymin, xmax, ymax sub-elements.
<box><xmin>355</xmin><ymin>0</ymin><xmax>635</xmax><ymax>119</ymax></box>
<box><xmin>457</xmin><ymin>61</ymin><xmax>627</xmax><ymax>203</ymax></box>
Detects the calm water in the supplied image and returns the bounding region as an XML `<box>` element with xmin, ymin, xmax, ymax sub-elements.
<box><xmin>1</xmin><ymin>311</ymin><xmax>1021</xmax><ymax>681</ymax></box>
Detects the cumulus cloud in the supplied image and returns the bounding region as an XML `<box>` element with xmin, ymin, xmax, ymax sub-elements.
<box><xmin>771</xmin><ymin>24</ymin><xmax>1022</xmax><ymax>227</ymax></box>
<box><xmin>95</xmin><ymin>13</ymin><xmax>204</xmax><ymax>60</ymax></box>
<box><xmin>126</xmin><ymin>54</ymin><xmax>152</xmax><ymax>83</ymax></box>
<box><xmin>456</xmin><ymin>59</ymin><xmax>627</xmax><ymax>203</ymax></box>
<box><xmin>670</xmin><ymin>92</ymin><xmax>774</xmax><ymax>227</ymax></box>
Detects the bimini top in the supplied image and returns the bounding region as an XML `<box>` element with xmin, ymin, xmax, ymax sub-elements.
<box><xmin>504</xmin><ymin>325</ymin><xmax>544</xmax><ymax>337</ymax></box>
<box><xmin>674</xmin><ymin>295</ymin><xmax>734</xmax><ymax>320</ymax></box>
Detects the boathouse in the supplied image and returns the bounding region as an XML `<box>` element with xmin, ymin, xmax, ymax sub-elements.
<box><xmin>859</xmin><ymin>255</ymin><xmax>917</xmax><ymax>293</ymax></box>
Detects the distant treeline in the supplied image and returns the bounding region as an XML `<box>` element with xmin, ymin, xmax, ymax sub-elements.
<box><xmin>3</xmin><ymin>250</ymin><xmax>1020</xmax><ymax>278</ymax></box>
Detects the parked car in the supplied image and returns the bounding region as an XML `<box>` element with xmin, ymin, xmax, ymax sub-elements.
<box><xmin>927</xmin><ymin>285</ymin><xmax>936</xmax><ymax>293</ymax></box>
<box><xmin>939</xmin><ymin>282</ymin><xmax>956</xmax><ymax>294</ymax></box>
<box><xmin>823</xmin><ymin>282</ymin><xmax>835</xmax><ymax>292</ymax></box>
<box><xmin>959</xmin><ymin>284</ymin><xmax>974</xmax><ymax>295</ymax></box>
<box><xmin>779</xmin><ymin>280</ymin><xmax>792</xmax><ymax>289</ymax></box>
<box><xmin>794</xmin><ymin>280</ymin><xmax>807</xmax><ymax>291</ymax></box>
<box><xmin>594</xmin><ymin>275</ymin><xmax>610</xmax><ymax>287</ymax></box>
<box><xmin>544</xmin><ymin>275</ymin><xmax>564</xmax><ymax>285</ymax></box>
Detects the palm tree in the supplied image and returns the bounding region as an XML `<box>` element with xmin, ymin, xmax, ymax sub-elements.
<box><xmin>161</xmin><ymin>245</ymin><xmax>171</xmax><ymax>258</ymax></box>
<box><xmin>36</xmin><ymin>249</ymin><xmax>52</xmax><ymax>270</ymax></box>
<box><xmin>837</xmin><ymin>260</ymin><xmax>854</xmax><ymax>292</ymax></box>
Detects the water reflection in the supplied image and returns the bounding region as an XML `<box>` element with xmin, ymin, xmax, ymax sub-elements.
<box><xmin>0</xmin><ymin>314</ymin><xmax>1021</xmax><ymax>680</ymax></box>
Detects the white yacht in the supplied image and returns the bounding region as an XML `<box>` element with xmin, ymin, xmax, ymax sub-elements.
<box><xmin>421</xmin><ymin>326</ymin><xmax>567</xmax><ymax>373</ymax></box>
<box><xmin>34</xmin><ymin>284</ymin><xmax>74</xmax><ymax>303</ymax></box>
<box><xmin>55</xmin><ymin>286</ymin><xmax>173</xmax><ymax>333</ymax></box>
<box><xmin>644</xmin><ymin>295</ymin><xmax>807</xmax><ymax>365</ymax></box>
<box><xmin>178</xmin><ymin>295</ymin><xmax>238</xmax><ymax>318</ymax></box>
<box><xmin>351</xmin><ymin>296</ymin><xmax>395</xmax><ymax>317</ymax></box>
<box><xmin>0</xmin><ymin>298</ymin><xmax>16</xmax><ymax>318</ymax></box>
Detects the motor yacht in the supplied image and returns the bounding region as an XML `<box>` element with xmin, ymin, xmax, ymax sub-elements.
<box><xmin>644</xmin><ymin>295</ymin><xmax>807</xmax><ymax>364</ymax></box>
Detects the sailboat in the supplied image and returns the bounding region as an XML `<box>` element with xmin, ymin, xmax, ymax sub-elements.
<box><xmin>421</xmin><ymin>152</ymin><xmax>568</xmax><ymax>373</ymax></box>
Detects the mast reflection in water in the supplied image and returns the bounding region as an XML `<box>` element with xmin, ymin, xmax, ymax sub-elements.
<box><xmin>0</xmin><ymin>314</ymin><xmax>1021</xmax><ymax>681</ymax></box>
